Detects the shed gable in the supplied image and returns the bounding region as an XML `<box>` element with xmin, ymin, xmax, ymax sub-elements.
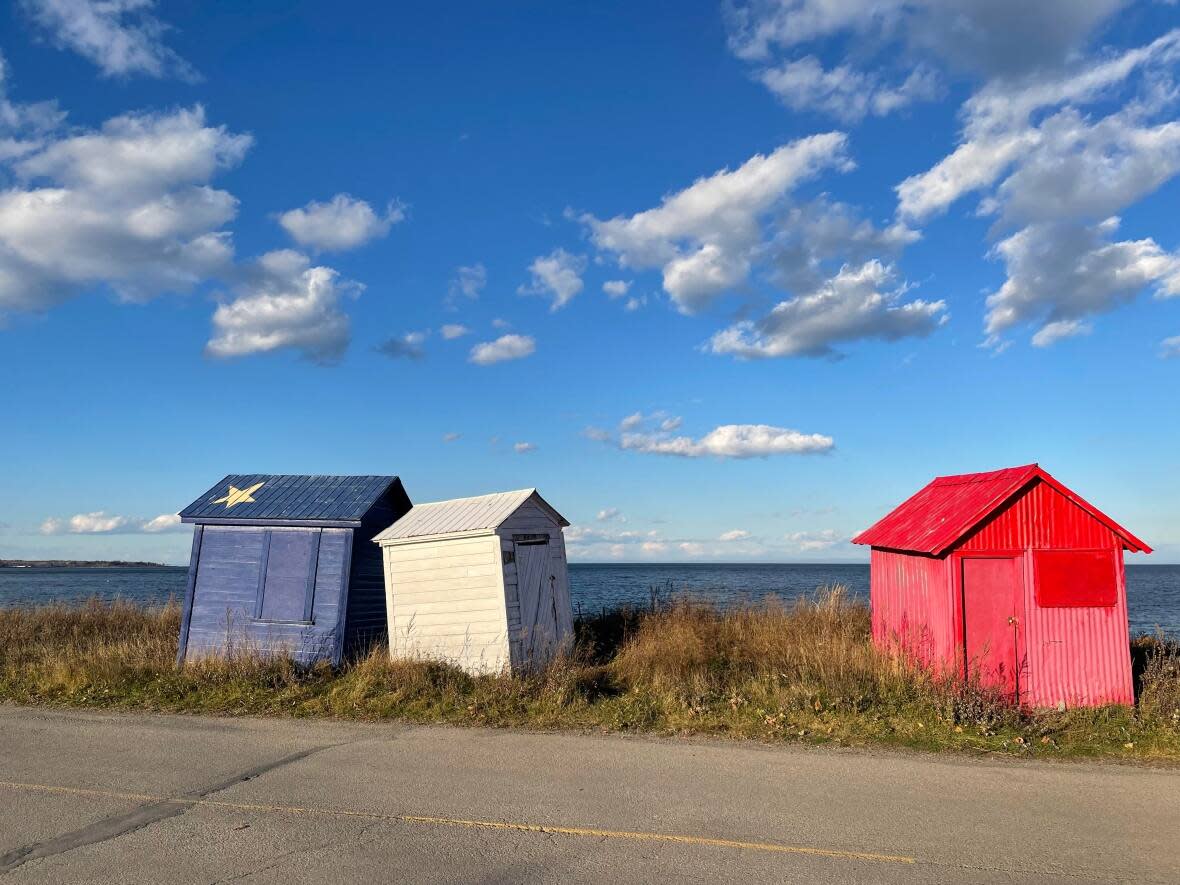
<box><xmin>954</xmin><ymin>478</ymin><xmax>1128</xmax><ymax>552</ymax></box>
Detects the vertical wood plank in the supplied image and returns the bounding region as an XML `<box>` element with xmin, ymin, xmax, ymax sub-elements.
<box><xmin>175</xmin><ymin>525</ymin><xmax>204</xmax><ymax>666</ymax></box>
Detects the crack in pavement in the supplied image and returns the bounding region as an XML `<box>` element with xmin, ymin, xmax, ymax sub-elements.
<box><xmin>0</xmin><ymin>743</ymin><xmax>345</xmax><ymax>875</ymax></box>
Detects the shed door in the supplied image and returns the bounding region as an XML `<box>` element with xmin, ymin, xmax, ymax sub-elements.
<box><xmin>961</xmin><ymin>557</ymin><xmax>1025</xmax><ymax>702</ymax></box>
<box><xmin>514</xmin><ymin>538</ymin><xmax>557</xmax><ymax>664</ymax></box>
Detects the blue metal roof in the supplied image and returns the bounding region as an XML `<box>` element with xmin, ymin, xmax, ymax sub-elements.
<box><xmin>180</xmin><ymin>475</ymin><xmax>401</xmax><ymax>526</ymax></box>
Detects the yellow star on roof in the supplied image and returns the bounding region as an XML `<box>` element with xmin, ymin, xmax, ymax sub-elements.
<box><xmin>213</xmin><ymin>482</ymin><xmax>265</xmax><ymax>509</ymax></box>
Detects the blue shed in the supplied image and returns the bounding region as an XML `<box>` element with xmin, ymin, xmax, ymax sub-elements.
<box><xmin>176</xmin><ymin>474</ymin><xmax>412</xmax><ymax>666</ymax></box>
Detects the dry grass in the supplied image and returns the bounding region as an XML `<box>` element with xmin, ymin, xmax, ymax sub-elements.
<box><xmin>1</xmin><ymin>587</ymin><xmax>1177</xmax><ymax>761</ymax></box>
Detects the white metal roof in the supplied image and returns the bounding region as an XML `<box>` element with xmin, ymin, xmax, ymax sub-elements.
<box><xmin>373</xmin><ymin>488</ymin><xmax>569</xmax><ymax>543</ymax></box>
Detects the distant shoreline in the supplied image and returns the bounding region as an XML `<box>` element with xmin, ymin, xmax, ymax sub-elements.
<box><xmin>0</xmin><ymin>560</ymin><xmax>169</xmax><ymax>569</ymax></box>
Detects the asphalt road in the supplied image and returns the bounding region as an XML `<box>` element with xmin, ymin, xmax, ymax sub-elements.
<box><xmin>0</xmin><ymin>707</ymin><xmax>1176</xmax><ymax>884</ymax></box>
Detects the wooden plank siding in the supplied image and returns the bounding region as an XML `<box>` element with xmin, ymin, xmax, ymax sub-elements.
<box><xmin>496</xmin><ymin>499</ymin><xmax>572</xmax><ymax>670</ymax></box>
<box><xmin>183</xmin><ymin>526</ymin><xmax>349</xmax><ymax>665</ymax></box>
<box><xmin>383</xmin><ymin>534</ymin><xmax>511</xmax><ymax>673</ymax></box>
<box><xmin>344</xmin><ymin>485</ymin><xmax>410</xmax><ymax>658</ymax></box>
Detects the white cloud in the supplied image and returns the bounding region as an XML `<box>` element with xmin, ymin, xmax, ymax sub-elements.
<box><xmin>897</xmin><ymin>30</ymin><xmax>1180</xmax><ymax>222</ymax></box>
<box><xmin>376</xmin><ymin>329</ymin><xmax>427</xmax><ymax>360</ymax></box>
<box><xmin>1031</xmin><ymin>320</ymin><xmax>1092</xmax><ymax>348</ymax></box>
<box><xmin>1161</xmin><ymin>336</ymin><xmax>1180</xmax><ymax>358</ymax></box>
<box><xmin>491</xmin><ymin>317</ymin><xmax>510</xmax><ymax>329</ymax></box>
<box><xmin>468</xmin><ymin>333</ymin><xmax>535</xmax><ymax>365</ymax></box>
<box><xmin>709</xmin><ymin>260</ymin><xmax>946</xmax><ymax>359</ymax></box>
<box><xmin>726</xmin><ymin>1</ymin><xmax>1126</xmax><ymax>78</ymax></box>
<box><xmin>619</xmin><ymin>411</ymin><xmax>645</xmax><ymax>431</ymax></box>
<box><xmin>141</xmin><ymin>513</ymin><xmax>183</xmax><ymax>533</ymax></box>
<box><xmin>602</xmin><ymin>279</ymin><xmax>631</xmax><ymax>298</ymax></box>
<box><xmin>581</xmin><ymin>134</ymin><xmax>852</xmax><ymax>313</ymax></box>
<box><xmin>582</xmin><ymin>426</ymin><xmax>612</xmax><ymax>442</ymax></box>
<box><xmin>984</xmin><ymin>219</ymin><xmax>1180</xmax><ymax>346</ymax></box>
<box><xmin>659</xmin><ymin>416</ymin><xmax>682</xmax><ymax>432</ymax></box>
<box><xmin>0</xmin><ymin>53</ymin><xmax>64</xmax><ymax>161</ymax></box>
<box><xmin>277</xmin><ymin>194</ymin><xmax>403</xmax><ymax>252</ymax></box>
<box><xmin>519</xmin><ymin>248</ymin><xmax>586</xmax><ymax>310</ymax></box>
<box><xmin>596</xmin><ymin>508</ymin><xmax>623</xmax><ymax>522</ymax></box>
<box><xmin>442</xmin><ymin>432</ymin><xmax>461</xmax><ymax>442</ymax></box>
<box><xmin>719</xmin><ymin>529</ymin><xmax>751</xmax><ymax>542</ymax></box>
<box><xmin>205</xmin><ymin>250</ymin><xmax>357</xmax><ymax>364</ymax></box>
<box><xmin>21</xmin><ymin>0</ymin><xmax>198</xmax><ymax>80</ymax></box>
<box><xmin>447</xmin><ymin>263</ymin><xmax>487</xmax><ymax>306</ymax></box>
<box><xmin>514</xmin><ymin>441</ymin><xmax>537</xmax><ymax>454</ymax></box>
<box><xmin>0</xmin><ymin>105</ymin><xmax>249</xmax><ymax>315</ymax></box>
<box><xmin>40</xmin><ymin>510</ymin><xmax>185</xmax><ymax>534</ymax></box>
<box><xmin>758</xmin><ymin>57</ymin><xmax>938</xmax><ymax>122</ymax></box>
<box><xmin>440</xmin><ymin>323</ymin><xmax>470</xmax><ymax>339</ymax></box>
<box><xmin>619</xmin><ymin>423</ymin><xmax>834</xmax><ymax>459</ymax></box>
<box><xmin>785</xmin><ymin>529</ymin><xmax>842</xmax><ymax>552</ymax></box>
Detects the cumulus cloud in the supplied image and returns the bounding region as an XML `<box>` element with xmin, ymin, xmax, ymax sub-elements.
<box><xmin>277</xmin><ymin>194</ymin><xmax>403</xmax><ymax>252</ymax></box>
<box><xmin>1161</xmin><ymin>336</ymin><xmax>1180</xmax><ymax>358</ymax></box>
<box><xmin>620</xmin><ymin>423</ymin><xmax>834</xmax><ymax>459</ymax></box>
<box><xmin>719</xmin><ymin>529</ymin><xmax>751</xmax><ymax>542</ymax></box>
<box><xmin>898</xmin><ymin>34</ymin><xmax>1180</xmax><ymax>223</ymax></box>
<box><xmin>709</xmin><ymin>260</ymin><xmax>946</xmax><ymax>359</ymax></box>
<box><xmin>440</xmin><ymin>323</ymin><xmax>470</xmax><ymax>339</ymax></box>
<box><xmin>41</xmin><ymin>510</ymin><xmax>185</xmax><ymax>534</ymax></box>
<box><xmin>886</xmin><ymin>28</ymin><xmax>1180</xmax><ymax>345</ymax></box>
<box><xmin>140</xmin><ymin>513</ymin><xmax>183</xmax><ymax>533</ymax></box>
<box><xmin>205</xmin><ymin>250</ymin><xmax>357</xmax><ymax>364</ymax></box>
<box><xmin>984</xmin><ymin>219</ymin><xmax>1180</xmax><ymax>346</ymax></box>
<box><xmin>0</xmin><ymin>105</ymin><xmax>249</xmax><ymax>315</ymax></box>
<box><xmin>468</xmin><ymin>333</ymin><xmax>535</xmax><ymax>365</ymax></box>
<box><xmin>376</xmin><ymin>329</ymin><xmax>427</xmax><ymax>360</ymax></box>
<box><xmin>596</xmin><ymin>508</ymin><xmax>623</xmax><ymax>522</ymax></box>
<box><xmin>447</xmin><ymin>263</ymin><xmax>486</xmax><ymax>306</ymax></box>
<box><xmin>519</xmin><ymin>248</ymin><xmax>586</xmax><ymax>310</ymax></box>
<box><xmin>581</xmin><ymin>135</ymin><xmax>852</xmax><ymax>313</ymax></box>
<box><xmin>602</xmin><ymin>279</ymin><xmax>631</xmax><ymax>298</ymax></box>
<box><xmin>21</xmin><ymin>0</ymin><xmax>198</xmax><ymax>80</ymax></box>
<box><xmin>513</xmin><ymin>441</ymin><xmax>537</xmax><ymax>454</ymax></box>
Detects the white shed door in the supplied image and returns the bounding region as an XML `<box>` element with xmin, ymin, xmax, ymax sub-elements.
<box><xmin>514</xmin><ymin>539</ymin><xmax>558</xmax><ymax>664</ymax></box>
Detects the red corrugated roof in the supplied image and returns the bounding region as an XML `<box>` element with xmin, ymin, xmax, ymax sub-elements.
<box><xmin>851</xmin><ymin>464</ymin><xmax>1151</xmax><ymax>555</ymax></box>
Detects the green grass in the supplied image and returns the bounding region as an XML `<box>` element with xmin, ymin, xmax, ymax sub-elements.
<box><xmin>1</xmin><ymin>588</ymin><xmax>1178</xmax><ymax>762</ymax></box>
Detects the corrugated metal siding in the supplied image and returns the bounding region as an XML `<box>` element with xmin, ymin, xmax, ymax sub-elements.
<box><xmin>181</xmin><ymin>475</ymin><xmax>400</xmax><ymax>524</ymax></box>
<box><xmin>1016</xmin><ymin>547</ymin><xmax>1134</xmax><ymax>707</ymax></box>
<box><xmin>956</xmin><ymin>480</ymin><xmax>1122</xmax><ymax>551</ymax></box>
<box><xmin>869</xmin><ymin>549</ymin><xmax>956</xmax><ymax>669</ymax></box>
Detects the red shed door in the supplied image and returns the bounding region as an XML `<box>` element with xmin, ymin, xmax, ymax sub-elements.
<box><xmin>961</xmin><ymin>557</ymin><xmax>1024</xmax><ymax>702</ymax></box>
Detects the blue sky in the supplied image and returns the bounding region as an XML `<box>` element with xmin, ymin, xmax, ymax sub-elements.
<box><xmin>0</xmin><ymin>0</ymin><xmax>1178</xmax><ymax>564</ymax></box>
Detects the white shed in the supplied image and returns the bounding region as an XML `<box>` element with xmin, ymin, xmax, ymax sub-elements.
<box><xmin>373</xmin><ymin>489</ymin><xmax>573</xmax><ymax>674</ymax></box>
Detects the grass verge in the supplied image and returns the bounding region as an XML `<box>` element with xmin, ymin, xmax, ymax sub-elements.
<box><xmin>1</xmin><ymin>587</ymin><xmax>1177</xmax><ymax>761</ymax></box>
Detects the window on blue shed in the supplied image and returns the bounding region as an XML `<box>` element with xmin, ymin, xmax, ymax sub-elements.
<box><xmin>255</xmin><ymin>530</ymin><xmax>321</xmax><ymax>622</ymax></box>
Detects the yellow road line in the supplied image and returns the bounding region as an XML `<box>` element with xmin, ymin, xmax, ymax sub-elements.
<box><xmin>0</xmin><ymin>779</ymin><xmax>914</xmax><ymax>866</ymax></box>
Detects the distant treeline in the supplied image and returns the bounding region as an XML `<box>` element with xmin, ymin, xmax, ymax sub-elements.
<box><xmin>0</xmin><ymin>560</ymin><xmax>166</xmax><ymax>569</ymax></box>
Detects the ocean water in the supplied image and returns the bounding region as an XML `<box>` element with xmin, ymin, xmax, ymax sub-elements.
<box><xmin>0</xmin><ymin>563</ymin><xmax>1176</xmax><ymax>637</ymax></box>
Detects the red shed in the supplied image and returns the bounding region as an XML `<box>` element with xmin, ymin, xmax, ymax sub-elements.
<box><xmin>852</xmin><ymin>464</ymin><xmax>1150</xmax><ymax>708</ymax></box>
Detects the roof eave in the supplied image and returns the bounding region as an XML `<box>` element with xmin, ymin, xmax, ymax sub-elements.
<box><xmin>182</xmin><ymin>517</ymin><xmax>363</xmax><ymax>528</ymax></box>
